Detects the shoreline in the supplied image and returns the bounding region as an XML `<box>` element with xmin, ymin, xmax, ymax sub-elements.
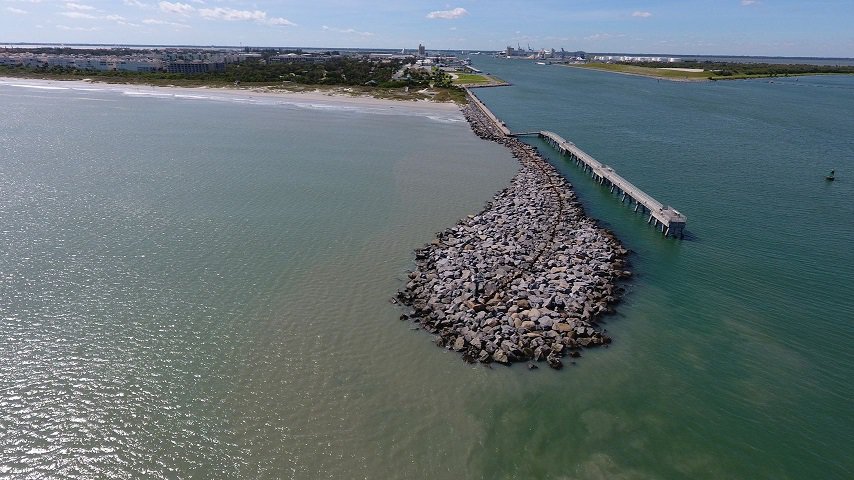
<box><xmin>395</xmin><ymin>100</ymin><xmax>629</xmax><ymax>369</ymax></box>
<box><xmin>564</xmin><ymin>64</ymin><xmax>854</xmax><ymax>82</ymax></box>
<box><xmin>0</xmin><ymin>76</ymin><xmax>462</xmax><ymax>113</ymax></box>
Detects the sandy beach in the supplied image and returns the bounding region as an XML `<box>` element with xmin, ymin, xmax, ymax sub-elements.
<box><xmin>0</xmin><ymin>76</ymin><xmax>461</xmax><ymax>114</ymax></box>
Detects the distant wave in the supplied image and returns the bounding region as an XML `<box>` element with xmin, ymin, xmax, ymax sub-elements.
<box><xmin>122</xmin><ymin>91</ymin><xmax>173</xmax><ymax>97</ymax></box>
<box><xmin>10</xmin><ymin>84</ymin><xmax>69</xmax><ymax>90</ymax></box>
<box><xmin>174</xmin><ymin>94</ymin><xmax>212</xmax><ymax>100</ymax></box>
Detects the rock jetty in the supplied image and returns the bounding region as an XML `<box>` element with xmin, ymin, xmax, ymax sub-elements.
<box><xmin>395</xmin><ymin>101</ymin><xmax>630</xmax><ymax>369</ymax></box>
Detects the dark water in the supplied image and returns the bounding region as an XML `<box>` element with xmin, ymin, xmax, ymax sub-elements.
<box><xmin>1</xmin><ymin>66</ymin><xmax>852</xmax><ymax>479</ymax></box>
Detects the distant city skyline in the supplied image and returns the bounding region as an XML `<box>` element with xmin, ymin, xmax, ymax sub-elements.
<box><xmin>1</xmin><ymin>0</ymin><xmax>852</xmax><ymax>58</ymax></box>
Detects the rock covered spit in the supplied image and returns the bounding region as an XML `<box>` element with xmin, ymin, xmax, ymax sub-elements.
<box><xmin>394</xmin><ymin>100</ymin><xmax>630</xmax><ymax>370</ymax></box>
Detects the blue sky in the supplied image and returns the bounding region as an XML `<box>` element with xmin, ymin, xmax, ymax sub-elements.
<box><xmin>1</xmin><ymin>1</ymin><xmax>852</xmax><ymax>57</ymax></box>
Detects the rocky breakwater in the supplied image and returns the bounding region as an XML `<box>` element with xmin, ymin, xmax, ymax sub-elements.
<box><xmin>395</xmin><ymin>101</ymin><xmax>630</xmax><ymax>369</ymax></box>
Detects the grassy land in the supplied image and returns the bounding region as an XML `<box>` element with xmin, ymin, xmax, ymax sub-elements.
<box><xmin>573</xmin><ymin>63</ymin><xmax>710</xmax><ymax>80</ymax></box>
<box><xmin>452</xmin><ymin>73</ymin><xmax>491</xmax><ymax>84</ymax></box>
<box><xmin>451</xmin><ymin>72</ymin><xmax>507</xmax><ymax>86</ymax></box>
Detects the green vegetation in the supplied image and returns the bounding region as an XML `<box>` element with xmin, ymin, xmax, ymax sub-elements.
<box><xmin>221</xmin><ymin>57</ymin><xmax>403</xmax><ymax>85</ymax></box>
<box><xmin>576</xmin><ymin>60</ymin><xmax>854</xmax><ymax>81</ymax></box>
<box><xmin>632</xmin><ymin>60</ymin><xmax>854</xmax><ymax>78</ymax></box>
<box><xmin>402</xmin><ymin>66</ymin><xmax>455</xmax><ymax>88</ymax></box>
<box><xmin>452</xmin><ymin>73</ymin><xmax>490</xmax><ymax>85</ymax></box>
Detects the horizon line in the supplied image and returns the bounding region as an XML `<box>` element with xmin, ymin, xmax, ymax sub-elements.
<box><xmin>2</xmin><ymin>41</ymin><xmax>853</xmax><ymax>61</ymax></box>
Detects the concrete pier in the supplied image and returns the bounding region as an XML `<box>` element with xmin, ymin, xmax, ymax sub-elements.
<box><xmin>465</xmin><ymin>90</ymin><xmax>511</xmax><ymax>136</ymax></box>
<box><xmin>463</xmin><ymin>87</ymin><xmax>686</xmax><ymax>238</ymax></box>
<box><xmin>537</xmin><ymin>131</ymin><xmax>686</xmax><ymax>238</ymax></box>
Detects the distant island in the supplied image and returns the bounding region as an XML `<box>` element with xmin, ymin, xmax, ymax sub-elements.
<box><xmin>570</xmin><ymin>59</ymin><xmax>854</xmax><ymax>81</ymax></box>
<box><xmin>496</xmin><ymin>46</ymin><xmax>854</xmax><ymax>81</ymax></box>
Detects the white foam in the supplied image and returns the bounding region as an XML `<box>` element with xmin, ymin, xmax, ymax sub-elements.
<box><xmin>426</xmin><ymin>115</ymin><xmax>465</xmax><ymax>124</ymax></box>
<box><xmin>122</xmin><ymin>91</ymin><xmax>172</xmax><ymax>97</ymax></box>
<box><xmin>10</xmin><ymin>84</ymin><xmax>69</xmax><ymax>91</ymax></box>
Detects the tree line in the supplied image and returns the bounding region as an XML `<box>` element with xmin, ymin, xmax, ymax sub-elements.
<box><xmin>622</xmin><ymin>60</ymin><xmax>854</xmax><ymax>77</ymax></box>
<box><xmin>0</xmin><ymin>57</ymin><xmax>459</xmax><ymax>89</ymax></box>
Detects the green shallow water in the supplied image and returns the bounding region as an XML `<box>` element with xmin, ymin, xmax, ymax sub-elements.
<box><xmin>1</xmin><ymin>68</ymin><xmax>852</xmax><ymax>479</ymax></box>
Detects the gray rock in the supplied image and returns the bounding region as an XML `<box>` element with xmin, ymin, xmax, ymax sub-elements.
<box><xmin>492</xmin><ymin>350</ymin><xmax>510</xmax><ymax>365</ymax></box>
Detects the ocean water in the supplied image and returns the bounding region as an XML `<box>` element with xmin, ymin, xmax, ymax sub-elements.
<box><xmin>472</xmin><ymin>58</ymin><xmax>853</xmax><ymax>478</ymax></box>
<box><xmin>1</xmin><ymin>65</ymin><xmax>852</xmax><ymax>480</ymax></box>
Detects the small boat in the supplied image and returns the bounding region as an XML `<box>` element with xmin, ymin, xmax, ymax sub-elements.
<box><xmin>826</xmin><ymin>169</ymin><xmax>835</xmax><ymax>181</ymax></box>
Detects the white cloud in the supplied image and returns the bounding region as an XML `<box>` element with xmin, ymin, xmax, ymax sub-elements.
<box><xmin>741</xmin><ymin>0</ymin><xmax>758</xmax><ymax>5</ymax></box>
<box><xmin>426</xmin><ymin>7</ymin><xmax>468</xmax><ymax>20</ymax></box>
<box><xmin>267</xmin><ymin>17</ymin><xmax>296</xmax><ymax>26</ymax></box>
<box><xmin>56</xmin><ymin>24</ymin><xmax>100</xmax><ymax>31</ymax></box>
<box><xmin>632</xmin><ymin>11</ymin><xmax>652</xmax><ymax>18</ymax></box>
<box><xmin>65</xmin><ymin>2</ymin><xmax>95</xmax><ymax>11</ymax></box>
<box><xmin>322</xmin><ymin>25</ymin><xmax>373</xmax><ymax>37</ymax></box>
<box><xmin>159</xmin><ymin>1</ymin><xmax>194</xmax><ymax>15</ymax></box>
<box><xmin>59</xmin><ymin>5</ymin><xmax>130</xmax><ymax>25</ymax></box>
<box><xmin>198</xmin><ymin>7</ymin><xmax>263</xmax><ymax>21</ymax></box>
<box><xmin>143</xmin><ymin>18</ymin><xmax>190</xmax><ymax>28</ymax></box>
<box><xmin>584</xmin><ymin>33</ymin><xmax>627</xmax><ymax>41</ymax></box>
<box><xmin>198</xmin><ymin>7</ymin><xmax>295</xmax><ymax>26</ymax></box>
<box><xmin>60</xmin><ymin>11</ymin><xmax>97</xmax><ymax>19</ymax></box>
<box><xmin>6</xmin><ymin>7</ymin><xmax>28</xmax><ymax>14</ymax></box>
<box><xmin>123</xmin><ymin>0</ymin><xmax>148</xmax><ymax>7</ymax></box>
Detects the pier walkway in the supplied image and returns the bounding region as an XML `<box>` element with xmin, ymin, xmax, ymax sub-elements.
<box><xmin>464</xmin><ymin>88</ymin><xmax>686</xmax><ymax>238</ymax></box>
<box><xmin>466</xmin><ymin>89</ymin><xmax>511</xmax><ymax>136</ymax></box>
<box><xmin>533</xmin><ymin>131</ymin><xmax>686</xmax><ymax>238</ymax></box>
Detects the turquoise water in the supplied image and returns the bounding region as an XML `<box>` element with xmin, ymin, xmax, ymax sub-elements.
<box><xmin>473</xmin><ymin>59</ymin><xmax>854</xmax><ymax>478</ymax></box>
<box><xmin>1</xmin><ymin>68</ymin><xmax>852</xmax><ymax>479</ymax></box>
